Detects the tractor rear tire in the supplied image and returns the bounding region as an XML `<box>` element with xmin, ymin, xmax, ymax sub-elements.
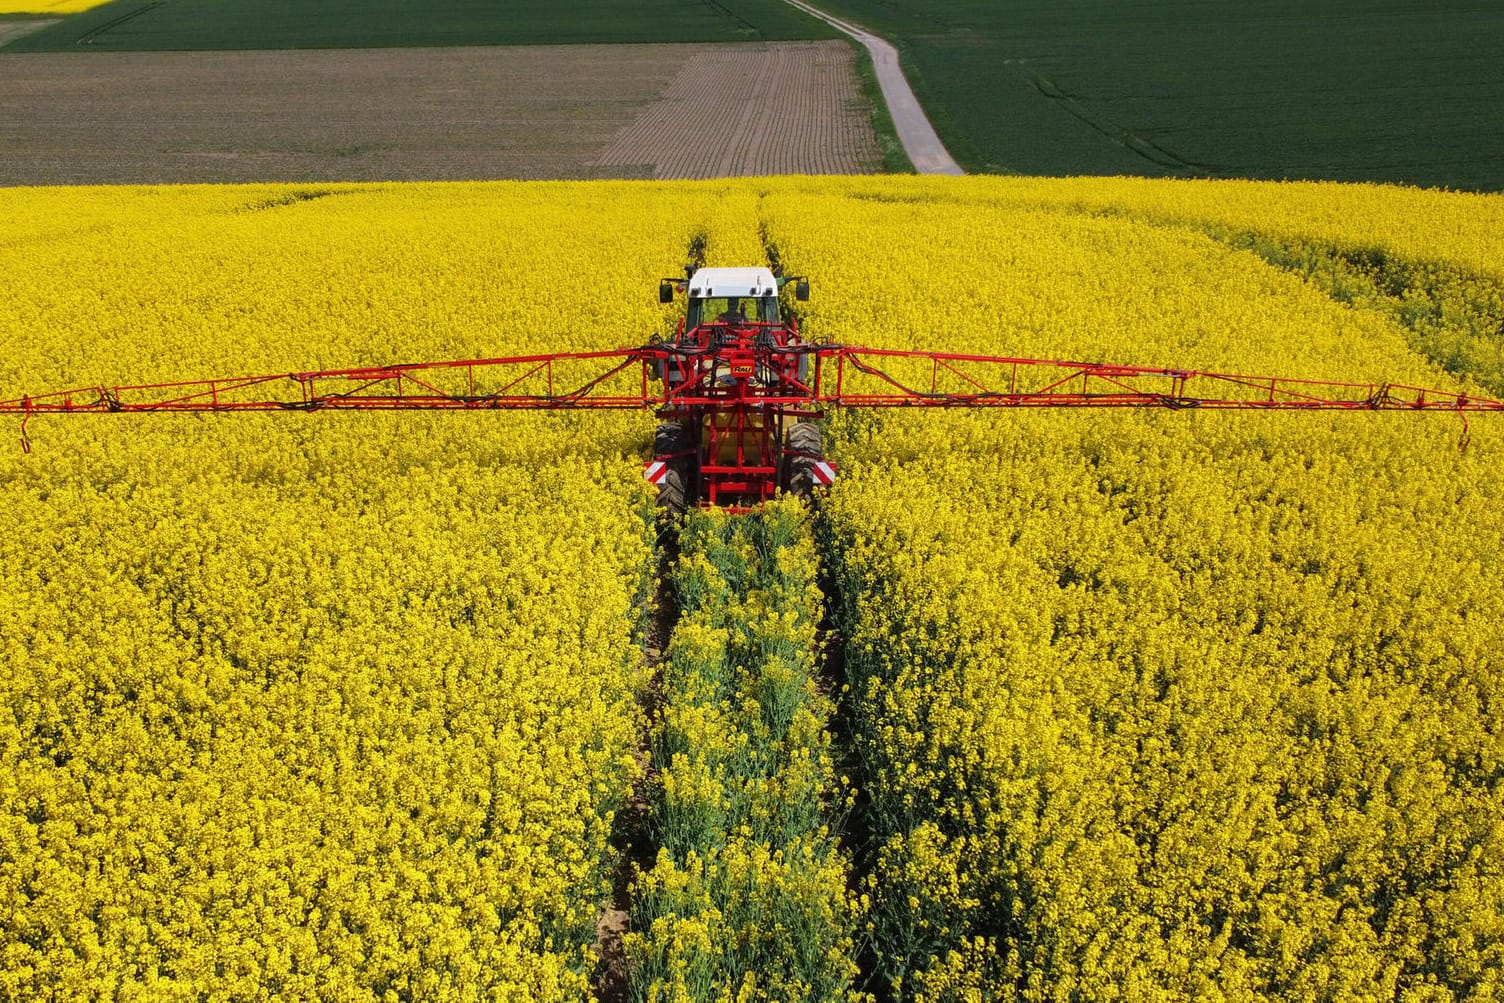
<box><xmin>657</xmin><ymin>466</ymin><xmax>687</xmax><ymax>516</ymax></box>
<box><xmin>784</xmin><ymin>422</ymin><xmax>824</xmax><ymax>498</ymax></box>
<box><xmin>656</xmin><ymin>421</ymin><xmax>689</xmax><ymax>457</ymax></box>
<box><xmin>655</xmin><ymin>421</ymin><xmax>692</xmax><ymax>514</ymax></box>
<box><xmin>788</xmin><ymin>422</ymin><xmax>822</xmax><ymax>452</ymax></box>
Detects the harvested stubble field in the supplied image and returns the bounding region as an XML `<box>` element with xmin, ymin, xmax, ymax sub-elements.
<box><xmin>0</xmin><ymin>42</ymin><xmax>878</xmax><ymax>185</ymax></box>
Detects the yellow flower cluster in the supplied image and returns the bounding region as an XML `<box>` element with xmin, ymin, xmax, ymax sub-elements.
<box><xmin>626</xmin><ymin>501</ymin><xmax>863</xmax><ymax>1003</ymax></box>
<box><xmin>0</xmin><ymin>181</ymin><xmax>732</xmax><ymax>1001</ymax></box>
<box><xmin>4</xmin><ymin>174</ymin><xmax>1502</xmax><ymax>1000</ymax></box>
<box><xmin>753</xmin><ymin>178</ymin><xmax>1504</xmax><ymax>1000</ymax></box>
<box><xmin>0</xmin><ymin>0</ymin><xmax>109</xmax><ymax>12</ymax></box>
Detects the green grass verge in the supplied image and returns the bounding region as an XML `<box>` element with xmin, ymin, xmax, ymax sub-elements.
<box><xmin>850</xmin><ymin>41</ymin><xmax>913</xmax><ymax>175</ymax></box>
<box><xmin>4</xmin><ymin>0</ymin><xmax>837</xmax><ymax>51</ymax></box>
<box><xmin>808</xmin><ymin>0</ymin><xmax>1504</xmax><ymax>190</ymax></box>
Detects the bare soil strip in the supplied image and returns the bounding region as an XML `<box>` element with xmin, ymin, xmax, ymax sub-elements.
<box><xmin>592</xmin><ymin>533</ymin><xmax>676</xmax><ymax>1003</ymax></box>
<box><xmin>0</xmin><ymin>41</ymin><xmax>877</xmax><ymax>186</ymax></box>
<box><xmin>592</xmin><ymin>40</ymin><xmax>880</xmax><ymax>178</ymax></box>
<box><xmin>0</xmin><ymin>45</ymin><xmax>681</xmax><ymax>185</ymax></box>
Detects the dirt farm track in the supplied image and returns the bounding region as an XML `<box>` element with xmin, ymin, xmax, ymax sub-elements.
<box><xmin>0</xmin><ymin>40</ymin><xmax>880</xmax><ymax>185</ymax></box>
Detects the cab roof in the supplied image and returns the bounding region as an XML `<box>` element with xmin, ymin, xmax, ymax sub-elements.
<box><xmin>688</xmin><ymin>267</ymin><xmax>779</xmax><ymax>299</ymax></box>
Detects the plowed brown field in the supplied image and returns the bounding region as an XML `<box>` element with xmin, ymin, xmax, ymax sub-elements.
<box><xmin>593</xmin><ymin>41</ymin><xmax>879</xmax><ymax>178</ymax></box>
<box><xmin>0</xmin><ymin>41</ymin><xmax>878</xmax><ymax>185</ymax></box>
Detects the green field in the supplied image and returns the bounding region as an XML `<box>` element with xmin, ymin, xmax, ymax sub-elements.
<box><xmin>3</xmin><ymin>0</ymin><xmax>834</xmax><ymax>50</ymax></box>
<box><xmin>815</xmin><ymin>0</ymin><xmax>1504</xmax><ymax>191</ymax></box>
<box><xmin>14</xmin><ymin>0</ymin><xmax>1498</xmax><ymax>191</ymax></box>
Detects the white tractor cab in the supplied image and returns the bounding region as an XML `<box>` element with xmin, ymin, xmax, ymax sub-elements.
<box><xmin>659</xmin><ymin>267</ymin><xmax>810</xmax><ymax>331</ymax></box>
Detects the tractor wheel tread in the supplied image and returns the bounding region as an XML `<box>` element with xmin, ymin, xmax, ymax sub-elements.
<box><xmin>655</xmin><ymin>421</ymin><xmax>690</xmax><ymax>455</ymax></box>
<box><xmin>783</xmin><ymin>422</ymin><xmax>824</xmax><ymax>497</ymax></box>
<box><xmin>658</xmin><ymin>466</ymin><xmax>687</xmax><ymax>515</ymax></box>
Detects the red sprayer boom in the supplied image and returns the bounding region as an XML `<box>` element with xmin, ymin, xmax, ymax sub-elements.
<box><xmin>5</xmin><ymin>266</ymin><xmax>1501</xmax><ymax>508</ymax></box>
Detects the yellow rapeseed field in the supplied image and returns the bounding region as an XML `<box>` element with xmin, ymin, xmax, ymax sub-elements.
<box><xmin>0</xmin><ymin>182</ymin><xmax>707</xmax><ymax>1001</ymax></box>
<box><xmin>758</xmin><ymin>179</ymin><xmax>1504</xmax><ymax>1001</ymax></box>
<box><xmin>2</xmin><ymin>177</ymin><xmax>1501</xmax><ymax>1002</ymax></box>
<box><xmin>0</xmin><ymin>0</ymin><xmax>109</xmax><ymax>13</ymax></box>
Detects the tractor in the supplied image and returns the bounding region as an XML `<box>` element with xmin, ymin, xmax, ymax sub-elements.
<box><xmin>646</xmin><ymin>266</ymin><xmax>828</xmax><ymax>512</ymax></box>
<box><xmin>6</xmin><ymin>267</ymin><xmax>1501</xmax><ymax>512</ymax></box>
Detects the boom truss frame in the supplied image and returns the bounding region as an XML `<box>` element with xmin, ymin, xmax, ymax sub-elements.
<box><xmin>5</xmin><ymin>335</ymin><xmax>1500</xmax><ymax>418</ymax></box>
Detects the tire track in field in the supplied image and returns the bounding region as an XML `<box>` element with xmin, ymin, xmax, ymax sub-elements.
<box><xmin>592</xmin><ymin>40</ymin><xmax>880</xmax><ymax>179</ymax></box>
<box><xmin>0</xmin><ymin>17</ymin><xmax>59</xmax><ymax>47</ymax></box>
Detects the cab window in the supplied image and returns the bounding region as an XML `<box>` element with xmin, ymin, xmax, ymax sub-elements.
<box><xmin>688</xmin><ymin>295</ymin><xmax>780</xmax><ymax>327</ymax></box>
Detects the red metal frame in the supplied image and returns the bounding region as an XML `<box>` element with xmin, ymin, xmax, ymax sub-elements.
<box><xmin>652</xmin><ymin>317</ymin><xmax>822</xmax><ymax>505</ymax></box>
<box><xmin>9</xmin><ymin>344</ymin><xmax>1495</xmax><ymax>415</ymax></box>
<box><xmin>6</xmin><ymin>336</ymin><xmax>1501</xmax><ymax>499</ymax></box>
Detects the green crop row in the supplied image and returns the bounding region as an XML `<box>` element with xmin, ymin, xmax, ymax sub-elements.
<box><xmin>625</xmin><ymin>499</ymin><xmax>863</xmax><ymax>1003</ymax></box>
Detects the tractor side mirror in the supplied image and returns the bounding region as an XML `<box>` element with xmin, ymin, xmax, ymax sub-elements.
<box><xmin>795</xmin><ymin>279</ymin><xmax>810</xmax><ymax>301</ymax></box>
<box><xmin>659</xmin><ymin>281</ymin><xmax>675</xmax><ymax>304</ymax></box>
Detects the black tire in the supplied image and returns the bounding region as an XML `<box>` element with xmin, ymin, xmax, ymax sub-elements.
<box><xmin>656</xmin><ymin>421</ymin><xmax>689</xmax><ymax>456</ymax></box>
<box><xmin>788</xmin><ymin>422</ymin><xmax>822</xmax><ymax>452</ymax></box>
<box><xmin>658</xmin><ymin>466</ymin><xmax>687</xmax><ymax>516</ymax></box>
<box><xmin>783</xmin><ymin>422</ymin><xmax>824</xmax><ymax>497</ymax></box>
<box><xmin>655</xmin><ymin>421</ymin><xmax>693</xmax><ymax>514</ymax></box>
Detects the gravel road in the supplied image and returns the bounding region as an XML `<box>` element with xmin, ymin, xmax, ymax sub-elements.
<box><xmin>782</xmin><ymin>0</ymin><xmax>963</xmax><ymax>175</ymax></box>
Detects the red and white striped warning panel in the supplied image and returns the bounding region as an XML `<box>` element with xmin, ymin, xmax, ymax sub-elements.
<box><xmin>643</xmin><ymin>460</ymin><xmax>668</xmax><ymax>485</ymax></box>
<box><xmin>813</xmin><ymin>460</ymin><xmax>837</xmax><ymax>486</ymax></box>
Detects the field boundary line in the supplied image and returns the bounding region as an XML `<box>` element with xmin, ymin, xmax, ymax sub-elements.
<box><xmin>779</xmin><ymin>0</ymin><xmax>962</xmax><ymax>175</ymax></box>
